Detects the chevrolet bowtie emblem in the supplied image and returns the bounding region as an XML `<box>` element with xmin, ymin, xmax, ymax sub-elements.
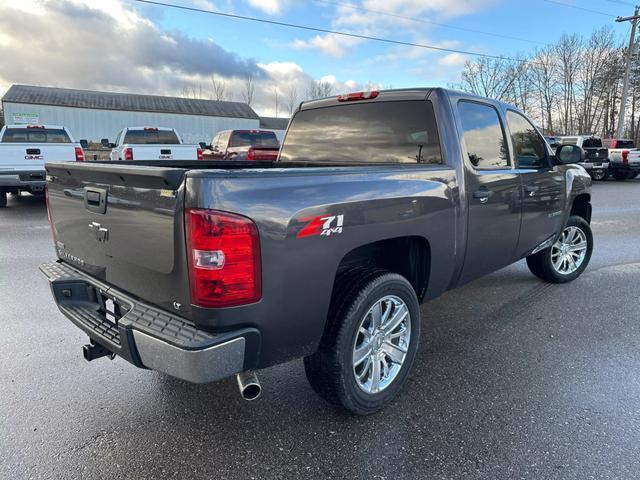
<box><xmin>88</xmin><ymin>221</ymin><xmax>109</xmax><ymax>242</ymax></box>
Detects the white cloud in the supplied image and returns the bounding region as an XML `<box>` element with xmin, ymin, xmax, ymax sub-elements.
<box><xmin>439</xmin><ymin>52</ymin><xmax>469</xmax><ymax>67</ymax></box>
<box><xmin>245</xmin><ymin>0</ymin><xmax>300</xmax><ymax>15</ymax></box>
<box><xmin>295</xmin><ymin>0</ymin><xmax>497</xmax><ymax>58</ymax></box>
<box><xmin>319</xmin><ymin>74</ymin><xmax>337</xmax><ymax>85</ymax></box>
<box><xmin>291</xmin><ymin>35</ymin><xmax>360</xmax><ymax>58</ymax></box>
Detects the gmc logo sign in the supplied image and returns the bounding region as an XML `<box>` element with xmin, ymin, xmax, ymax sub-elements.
<box><xmin>24</xmin><ymin>155</ymin><xmax>44</xmax><ymax>160</ymax></box>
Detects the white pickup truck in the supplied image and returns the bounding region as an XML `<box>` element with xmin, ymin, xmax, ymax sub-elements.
<box><xmin>606</xmin><ymin>138</ymin><xmax>640</xmax><ymax>181</ymax></box>
<box><xmin>0</xmin><ymin>125</ymin><xmax>84</xmax><ymax>207</ymax></box>
<box><xmin>108</xmin><ymin>127</ymin><xmax>202</xmax><ymax>162</ymax></box>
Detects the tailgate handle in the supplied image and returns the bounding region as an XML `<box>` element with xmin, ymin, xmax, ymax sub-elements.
<box><xmin>26</xmin><ymin>148</ymin><xmax>41</xmax><ymax>155</ymax></box>
<box><xmin>161</xmin><ymin>149</ymin><xmax>171</xmax><ymax>155</ymax></box>
<box><xmin>84</xmin><ymin>187</ymin><xmax>108</xmax><ymax>214</ymax></box>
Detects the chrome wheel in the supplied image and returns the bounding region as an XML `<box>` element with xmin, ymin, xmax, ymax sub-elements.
<box><xmin>551</xmin><ymin>226</ymin><xmax>588</xmax><ymax>275</ymax></box>
<box><xmin>352</xmin><ymin>295</ymin><xmax>411</xmax><ymax>394</ymax></box>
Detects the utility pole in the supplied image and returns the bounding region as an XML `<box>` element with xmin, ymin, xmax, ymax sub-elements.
<box><xmin>616</xmin><ymin>7</ymin><xmax>640</xmax><ymax>138</ymax></box>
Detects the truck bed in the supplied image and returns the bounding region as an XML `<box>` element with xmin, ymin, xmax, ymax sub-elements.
<box><xmin>45</xmin><ymin>159</ymin><xmax>458</xmax><ymax>366</ymax></box>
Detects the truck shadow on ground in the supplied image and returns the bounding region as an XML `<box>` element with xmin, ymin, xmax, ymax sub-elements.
<box><xmin>104</xmin><ymin>262</ymin><xmax>640</xmax><ymax>478</ymax></box>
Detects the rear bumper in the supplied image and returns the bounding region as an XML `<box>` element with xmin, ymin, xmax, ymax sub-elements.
<box><xmin>0</xmin><ymin>170</ymin><xmax>46</xmax><ymax>189</ymax></box>
<box><xmin>609</xmin><ymin>162</ymin><xmax>640</xmax><ymax>172</ymax></box>
<box><xmin>580</xmin><ymin>161</ymin><xmax>609</xmax><ymax>170</ymax></box>
<box><xmin>40</xmin><ymin>261</ymin><xmax>260</xmax><ymax>383</ymax></box>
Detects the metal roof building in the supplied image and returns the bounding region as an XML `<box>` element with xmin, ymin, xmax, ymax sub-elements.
<box><xmin>259</xmin><ymin>116</ymin><xmax>290</xmax><ymax>141</ymax></box>
<box><xmin>1</xmin><ymin>84</ymin><xmax>261</xmax><ymax>144</ymax></box>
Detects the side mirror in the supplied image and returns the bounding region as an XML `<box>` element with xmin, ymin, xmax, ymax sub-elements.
<box><xmin>101</xmin><ymin>138</ymin><xmax>110</xmax><ymax>148</ymax></box>
<box><xmin>555</xmin><ymin>144</ymin><xmax>585</xmax><ymax>164</ymax></box>
<box><xmin>108</xmin><ymin>143</ymin><xmax>116</xmax><ymax>149</ymax></box>
<box><xmin>79</xmin><ymin>139</ymin><xmax>89</xmax><ymax>149</ymax></box>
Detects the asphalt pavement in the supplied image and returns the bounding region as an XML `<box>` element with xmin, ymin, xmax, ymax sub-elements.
<box><xmin>1</xmin><ymin>178</ymin><xmax>639</xmax><ymax>480</ymax></box>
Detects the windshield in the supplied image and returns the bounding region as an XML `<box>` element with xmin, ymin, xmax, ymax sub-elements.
<box><xmin>123</xmin><ymin>129</ymin><xmax>180</xmax><ymax>145</ymax></box>
<box><xmin>1</xmin><ymin>128</ymin><xmax>71</xmax><ymax>143</ymax></box>
<box><xmin>280</xmin><ymin>100</ymin><xmax>442</xmax><ymax>165</ymax></box>
<box><xmin>229</xmin><ymin>131</ymin><xmax>279</xmax><ymax>148</ymax></box>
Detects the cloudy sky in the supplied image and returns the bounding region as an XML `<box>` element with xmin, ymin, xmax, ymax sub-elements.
<box><xmin>0</xmin><ymin>0</ymin><xmax>631</xmax><ymax>116</ymax></box>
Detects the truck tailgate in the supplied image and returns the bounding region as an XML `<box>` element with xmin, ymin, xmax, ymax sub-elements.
<box><xmin>45</xmin><ymin>161</ymin><xmax>191</xmax><ymax>313</ymax></box>
<box><xmin>0</xmin><ymin>144</ymin><xmax>75</xmax><ymax>170</ymax></box>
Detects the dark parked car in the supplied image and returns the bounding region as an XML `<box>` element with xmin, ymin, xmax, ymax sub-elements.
<box><xmin>203</xmin><ymin>129</ymin><xmax>280</xmax><ymax>161</ymax></box>
<box><xmin>41</xmin><ymin>88</ymin><xmax>593</xmax><ymax>415</ymax></box>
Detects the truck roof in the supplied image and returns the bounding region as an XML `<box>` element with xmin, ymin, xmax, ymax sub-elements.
<box><xmin>124</xmin><ymin>126</ymin><xmax>176</xmax><ymax>131</ymax></box>
<box><xmin>4</xmin><ymin>124</ymin><xmax>66</xmax><ymax>130</ymax></box>
<box><xmin>298</xmin><ymin>87</ymin><xmax>524</xmax><ymax>113</ymax></box>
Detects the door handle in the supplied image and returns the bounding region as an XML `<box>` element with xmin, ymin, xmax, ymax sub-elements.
<box><xmin>472</xmin><ymin>188</ymin><xmax>493</xmax><ymax>204</ymax></box>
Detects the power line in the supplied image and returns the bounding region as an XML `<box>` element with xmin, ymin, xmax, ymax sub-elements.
<box><xmin>132</xmin><ymin>0</ymin><xmax>528</xmax><ymax>62</ymax></box>
<box><xmin>541</xmin><ymin>0</ymin><xmax>617</xmax><ymax>18</ymax></box>
<box><xmin>314</xmin><ymin>0</ymin><xmax>546</xmax><ymax>45</ymax></box>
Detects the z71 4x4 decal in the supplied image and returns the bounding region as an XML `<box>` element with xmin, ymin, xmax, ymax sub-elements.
<box><xmin>297</xmin><ymin>214</ymin><xmax>344</xmax><ymax>238</ymax></box>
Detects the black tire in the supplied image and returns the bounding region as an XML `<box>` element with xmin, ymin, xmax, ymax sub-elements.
<box><xmin>0</xmin><ymin>191</ymin><xmax>7</xmax><ymax>208</ymax></box>
<box><xmin>630</xmin><ymin>172</ymin><xmax>639</xmax><ymax>179</ymax></box>
<box><xmin>304</xmin><ymin>269</ymin><xmax>421</xmax><ymax>415</ymax></box>
<box><xmin>589</xmin><ymin>169</ymin><xmax>607</xmax><ymax>181</ymax></box>
<box><xmin>526</xmin><ymin>215</ymin><xmax>593</xmax><ymax>284</ymax></box>
<box><xmin>613</xmin><ymin>170</ymin><xmax>629</xmax><ymax>181</ymax></box>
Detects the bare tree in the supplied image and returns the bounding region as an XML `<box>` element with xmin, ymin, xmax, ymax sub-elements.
<box><xmin>306</xmin><ymin>80</ymin><xmax>334</xmax><ymax>100</ymax></box>
<box><xmin>286</xmin><ymin>85</ymin><xmax>298</xmax><ymax>116</ymax></box>
<box><xmin>210</xmin><ymin>75</ymin><xmax>227</xmax><ymax>101</ymax></box>
<box><xmin>242</xmin><ymin>74</ymin><xmax>255</xmax><ymax>106</ymax></box>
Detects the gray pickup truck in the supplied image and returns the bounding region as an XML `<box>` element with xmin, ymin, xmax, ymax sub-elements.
<box><xmin>41</xmin><ymin>88</ymin><xmax>593</xmax><ymax>415</ymax></box>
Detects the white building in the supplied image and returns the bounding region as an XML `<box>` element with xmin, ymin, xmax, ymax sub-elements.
<box><xmin>259</xmin><ymin>117</ymin><xmax>290</xmax><ymax>142</ymax></box>
<box><xmin>1</xmin><ymin>84</ymin><xmax>261</xmax><ymax>145</ymax></box>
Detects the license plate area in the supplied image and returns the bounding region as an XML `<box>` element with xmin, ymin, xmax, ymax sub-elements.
<box><xmin>51</xmin><ymin>280</ymin><xmax>130</xmax><ymax>326</ymax></box>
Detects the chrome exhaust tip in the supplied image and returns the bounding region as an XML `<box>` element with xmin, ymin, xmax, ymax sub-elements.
<box><xmin>236</xmin><ymin>370</ymin><xmax>262</xmax><ymax>401</ymax></box>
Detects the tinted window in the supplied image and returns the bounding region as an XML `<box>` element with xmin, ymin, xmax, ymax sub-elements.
<box><xmin>458</xmin><ymin>101</ymin><xmax>509</xmax><ymax>169</ymax></box>
<box><xmin>230</xmin><ymin>131</ymin><xmax>279</xmax><ymax>148</ymax></box>
<box><xmin>506</xmin><ymin>110</ymin><xmax>548</xmax><ymax>169</ymax></box>
<box><xmin>2</xmin><ymin>128</ymin><xmax>71</xmax><ymax>143</ymax></box>
<box><xmin>582</xmin><ymin>137</ymin><xmax>602</xmax><ymax>148</ymax></box>
<box><xmin>615</xmin><ymin>139</ymin><xmax>635</xmax><ymax>148</ymax></box>
<box><xmin>280</xmin><ymin>101</ymin><xmax>442</xmax><ymax>165</ymax></box>
<box><xmin>123</xmin><ymin>129</ymin><xmax>180</xmax><ymax>144</ymax></box>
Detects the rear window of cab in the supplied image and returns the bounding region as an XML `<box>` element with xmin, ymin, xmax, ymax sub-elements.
<box><xmin>1</xmin><ymin>128</ymin><xmax>71</xmax><ymax>143</ymax></box>
<box><xmin>279</xmin><ymin>100</ymin><xmax>442</xmax><ymax>165</ymax></box>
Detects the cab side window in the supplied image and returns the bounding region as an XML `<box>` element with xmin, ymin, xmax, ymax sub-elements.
<box><xmin>458</xmin><ymin>101</ymin><xmax>509</xmax><ymax>170</ymax></box>
<box><xmin>506</xmin><ymin>110</ymin><xmax>549</xmax><ymax>169</ymax></box>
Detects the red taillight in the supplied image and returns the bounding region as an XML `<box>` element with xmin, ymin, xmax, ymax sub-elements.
<box><xmin>75</xmin><ymin>147</ymin><xmax>85</xmax><ymax>162</ymax></box>
<box><xmin>611</xmin><ymin>139</ymin><xmax>617</xmax><ymax>149</ymax></box>
<box><xmin>185</xmin><ymin>209</ymin><xmax>261</xmax><ymax>308</ymax></box>
<box><xmin>622</xmin><ymin>150</ymin><xmax>629</xmax><ymax>163</ymax></box>
<box><xmin>124</xmin><ymin>147</ymin><xmax>134</xmax><ymax>161</ymax></box>
<box><xmin>197</xmin><ymin>147</ymin><xmax>203</xmax><ymax>161</ymax></box>
<box><xmin>247</xmin><ymin>148</ymin><xmax>255</xmax><ymax>161</ymax></box>
<box><xmin>143</xmin><ymin>127</ymin><xmax>158</xmax><ymax>131</ymax></box>
<box><xmin>337</xmin><ymin>90</ymin><xmax>379</xmax><ymax>102</ymax></box>
<box><xmin>27</xmin><ymin>125</ymin><xmax>45</xmax><ymax>129</ymax></box>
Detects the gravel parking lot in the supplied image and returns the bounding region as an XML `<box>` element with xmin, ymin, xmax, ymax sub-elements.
<box><xmin>1</xmin><ymin>179</ymin><xmax>639</xmax><ymax>480</ymax></box>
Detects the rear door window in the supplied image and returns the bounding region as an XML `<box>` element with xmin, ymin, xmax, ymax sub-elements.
<box><xmin>280</xmin><ymin>100</ymin><xmax>442</xmax><ymax>165</ymax></box>
<box><xmin>123</xmin><ymin>129</ymin><xmax>180</xmax><ymax>144</ymax></box>
<box><xmin>506</xmin><ymin>110</ymin><xmax>549</xmax><ymax>169</ymax></box>
<box><xmin>457</xmin><ymin>101</ymin><xmax>509</xmax><ymax>169</ymax></box>
<box><xmin>2</xmin><ymin>128</ymin><xmax>71</xmax><ymax>143</ymax></box>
